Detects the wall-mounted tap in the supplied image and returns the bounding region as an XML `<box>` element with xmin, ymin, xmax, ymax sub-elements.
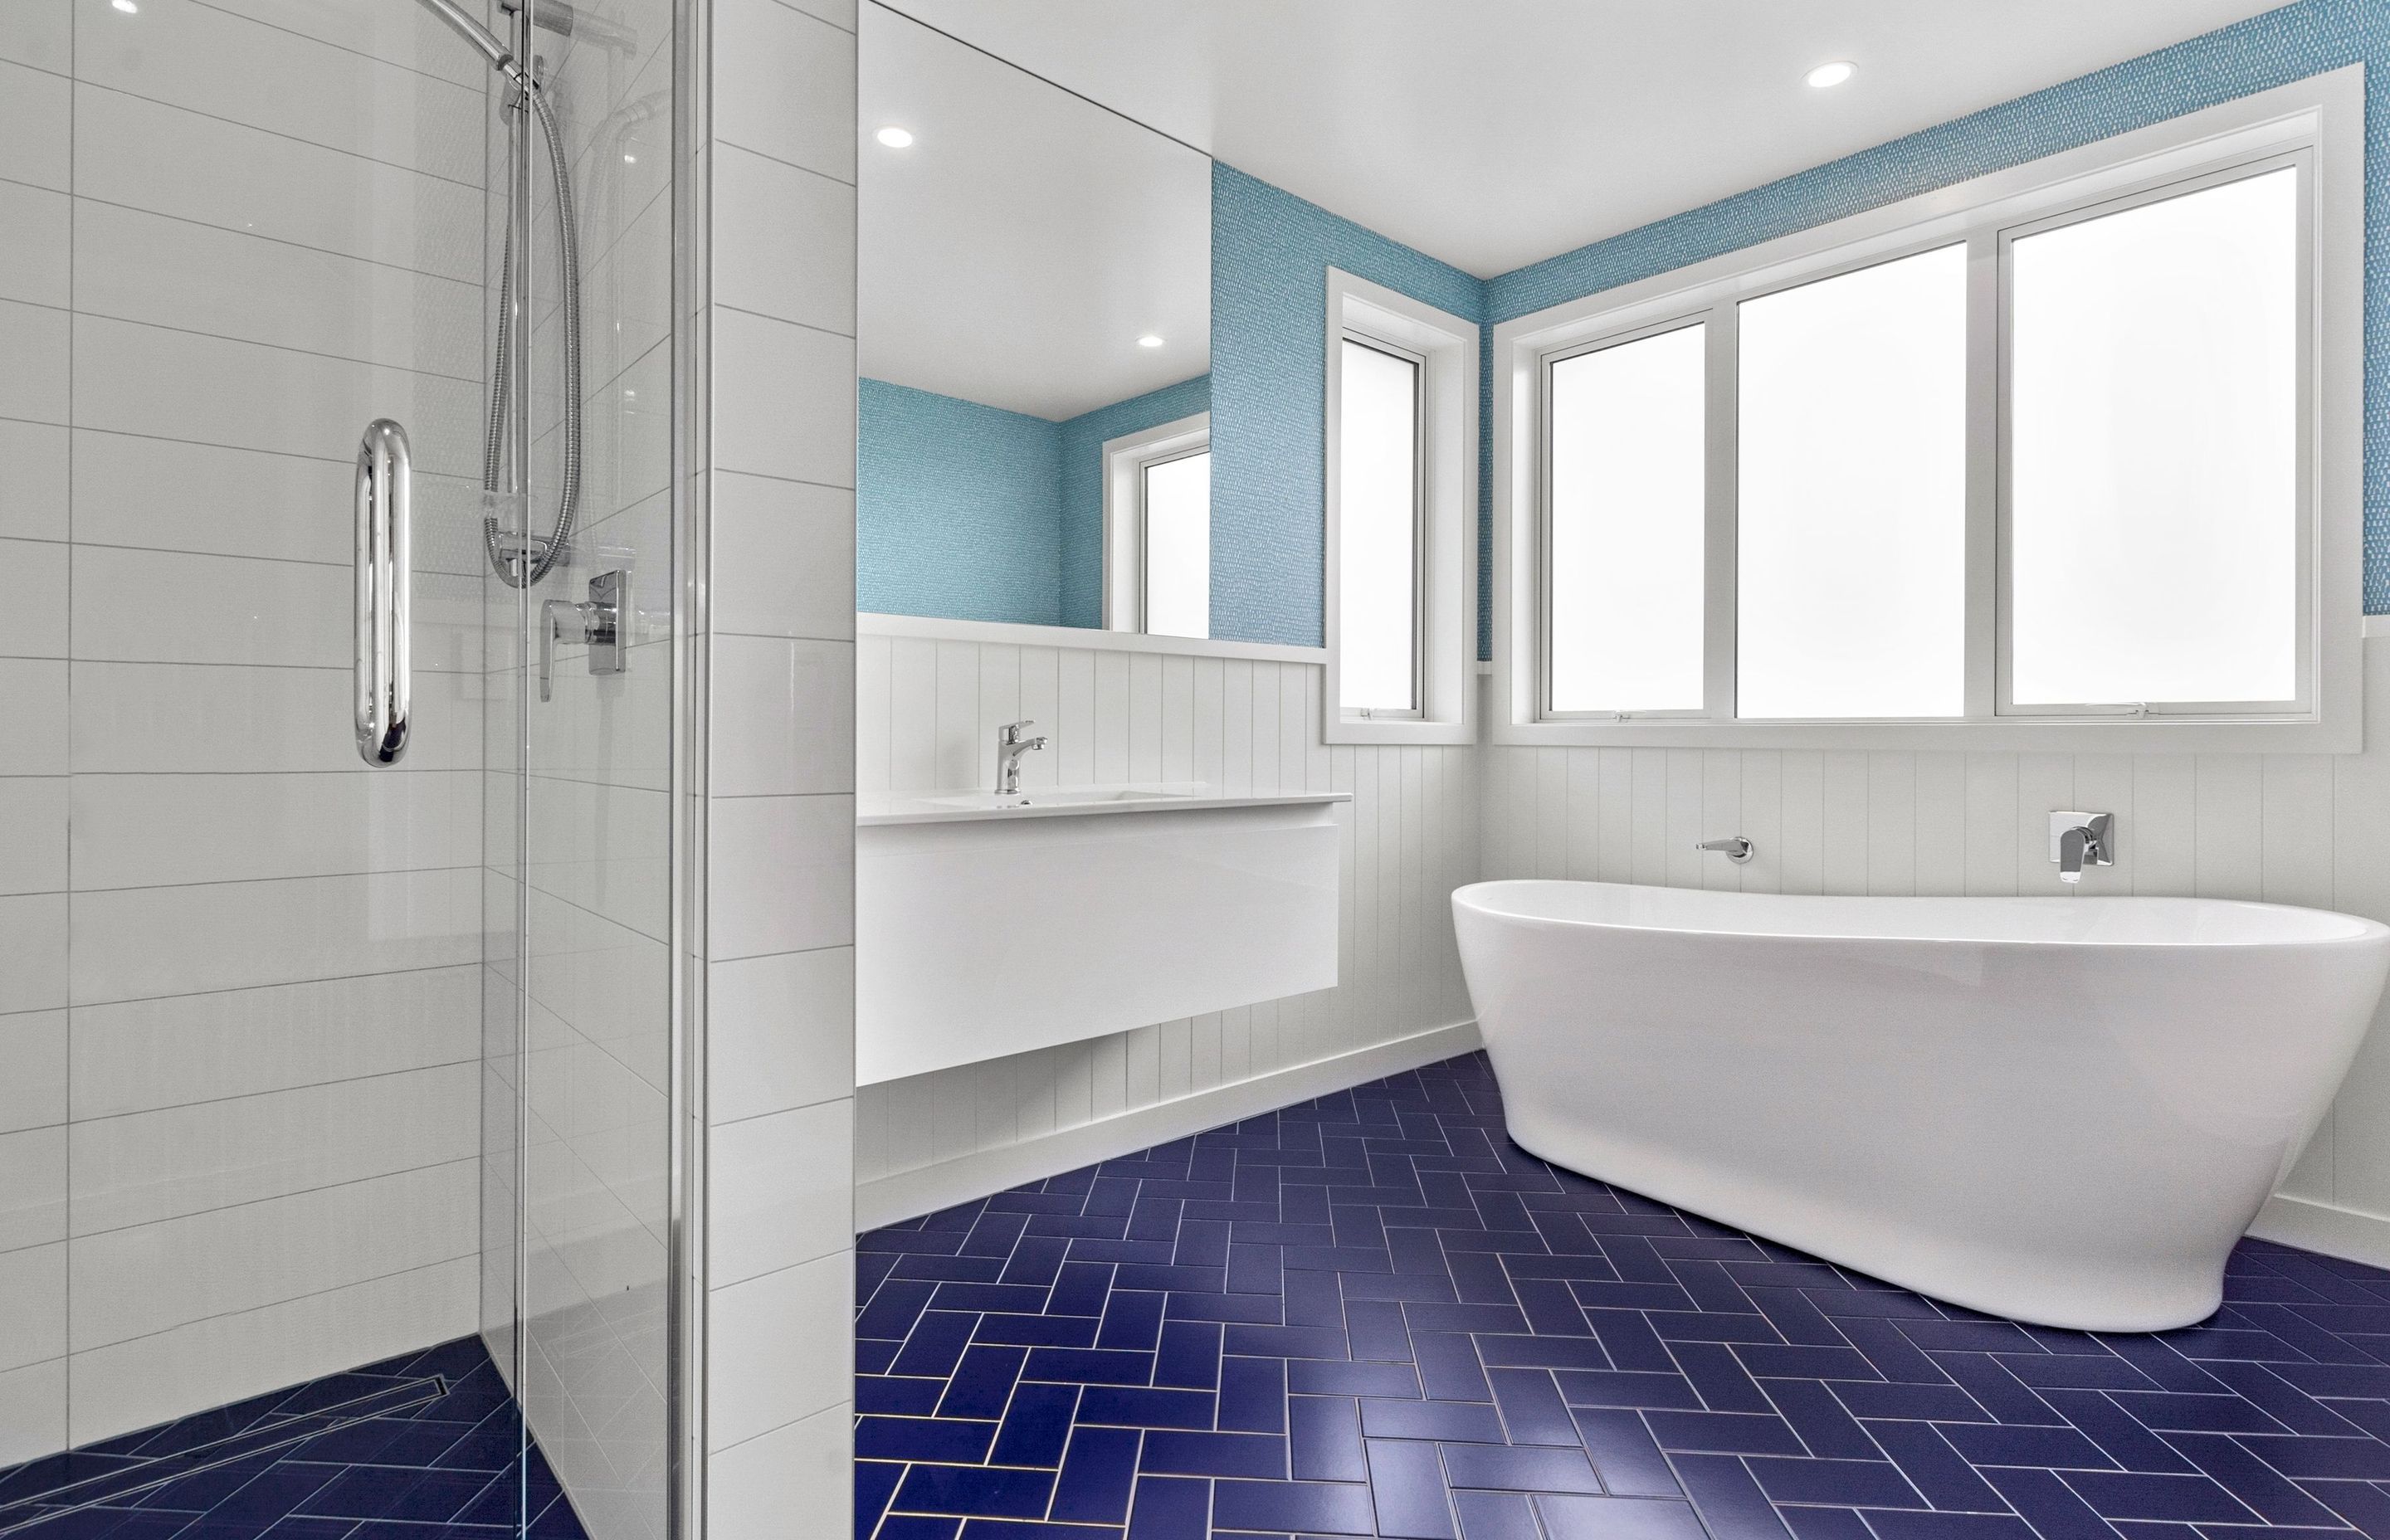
<box><xmin>2049</xmin><ymin>811</ymin><xmax>2115</xmax><ymax>885</ymax></box>
<box><xmin>994</xmin><ymin>719</ymin><xmax>1047</xmax><ymax>797</ymax></box>
<box><xmin>1695</xmin><ymin>836</ymin><xmax>1754</xmax><ymax>864</ymax></box>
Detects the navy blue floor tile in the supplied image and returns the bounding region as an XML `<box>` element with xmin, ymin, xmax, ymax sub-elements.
<box><xmin>854</xmin><ymin>1051</ymin><xmax>2390</xmax><ymax>1540</ymax></box>
<box><xmin>0</xmin><ymin>1338</ymin><xmax>589</xmax><ymax>1540</ymax></box>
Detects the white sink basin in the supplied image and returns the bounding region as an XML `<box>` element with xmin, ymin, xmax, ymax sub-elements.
<box><xmin>921</xmin><ymin>786</ymin><xmax>1195</xmax><ymax>811</ymax></box>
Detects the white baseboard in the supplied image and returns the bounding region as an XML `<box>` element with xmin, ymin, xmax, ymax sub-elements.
<box><xmin>2248</xmin><ymin>1193</ymin><xmax>2390</xmax><ymax>1269</ymax></box>
<box><xmin>855</xmin><ymin>1020</ymin><xmax>1482</xmax><ymax>1231</ymax></box>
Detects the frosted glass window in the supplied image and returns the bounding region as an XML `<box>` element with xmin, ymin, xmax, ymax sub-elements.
<box><xmin>1339</xmin><ymin>339</ymin><xmax>1421</xmax><ymax>713</ymax></box>
<box><xmin>1547</xmin><ymin>324</ymin><xmax>1706</xmax><ymax>713</ymax></box>
<box><xmin>1143</xmin><ymin>450</ymin><xmax>1209</xmax><ymax>640</ymax></box>
<box><xmin>2008</xmin><ymin>168</ymin><xmax>2300</xmax><ymax>706</ymax></box>
<box><xmin>1738</xmin><ymin>245</ymin><xmax>1968</xmax><ymax>719</ymax></box>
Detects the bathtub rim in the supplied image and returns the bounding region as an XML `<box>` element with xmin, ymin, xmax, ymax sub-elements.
<box><xmin>1452</xmin><ymin>878</ymin><xmax>2389</xmax><ymax>952</ymax></box>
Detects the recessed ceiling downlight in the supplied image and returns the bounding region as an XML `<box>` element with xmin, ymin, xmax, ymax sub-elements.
<box><xmin>1137</xmin><ymin>334</ymin><xmax>1164</xmax><ymax>348</ymax></box>
<box><xmin>875</xmin><ymin>126</ymin><xmax>915</xmax><ymax>149</ymax></box>
<box><xmin>1805</xmin><ymin>60</ymin><xmax>1856</xmax><ymax>89</ymax></box>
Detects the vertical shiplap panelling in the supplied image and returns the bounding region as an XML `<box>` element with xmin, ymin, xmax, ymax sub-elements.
<box><xmin>852</xmin><ymin>638</ymin><xmax>1480</xmax><ymax>1191</ymax></box>
<box><xmin>1865</xmin><ymin>753</ymin><xmax>1914</xmax><ymax>896</ymax></box>
<box><xmin>2194</xmin><ymin>754</ymin><xmax>2265</xmax><ymax>899</ymax></box>
<box><xmin>1911</xmin><ymin>753</ymin><xmax>1967</xmax><ymax>897</ymax></box>
<box><xmin>1820</xmin><ymin>752</ymin><xmax>1870</xmax><ymax>894</ymax></box>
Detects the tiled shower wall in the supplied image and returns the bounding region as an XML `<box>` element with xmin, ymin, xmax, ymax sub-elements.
<box><xmin>476</xmin><ymin>4</ymin><xmax>681</xmax><ymax>1540</ymax></box>
<box><xmin>700</xmin><ymin>0</ymin><xmax>862</xmax><ymax>1533</ymax></box>
<box><xmin>851</xmin><ymin>631</ymin><xmax>1481</xmax><ymax>1208</ymax></box>
<box><xmin>0</xmin><ymin>0</ymin><xmax>489</xmax><ymax>1465</ymax></box>
<box><xmin>1471</xmin><ymin>634</ymin><xmax>2390</xmax><ymax>1233</ymax></box>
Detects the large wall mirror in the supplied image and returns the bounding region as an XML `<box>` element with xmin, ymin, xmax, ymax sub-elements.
<box><xmin>858</xmin><ymin>3</ymin><xmax>1215</xmax><ymax>637</ymax></box>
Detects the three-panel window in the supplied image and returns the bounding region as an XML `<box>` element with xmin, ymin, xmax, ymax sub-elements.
<box><xmin>1505</xmin><ymin>101</ymin><xmax>2348</xmax><ymax>749</ymax></box>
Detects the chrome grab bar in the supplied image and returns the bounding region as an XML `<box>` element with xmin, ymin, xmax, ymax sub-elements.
<box><xmin>353</xmin><ymin>419</ymin><xmax>412</xmax><ymax>765</ymax></box>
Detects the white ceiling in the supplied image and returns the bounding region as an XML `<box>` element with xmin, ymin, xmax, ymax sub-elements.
<box><xmin>859</xmin><ymin>4</ymin><xmax>1212</xmax><ymax>421</ymax></box>
<box><xmin>880</xmin><ymin>0</ymin><xmax>2288</xmax><ymax>279</ymax></box>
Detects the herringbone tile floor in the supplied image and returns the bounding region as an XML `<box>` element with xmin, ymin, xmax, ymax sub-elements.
<box><xmin>854</xmin><ymin>1050</ymin><xmax>2390</xmax><ymax>1540</ymax></box>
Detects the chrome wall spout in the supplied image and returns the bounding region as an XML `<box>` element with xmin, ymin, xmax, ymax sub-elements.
<box><xmin>2049</xmin><ymin>811</ymin><xmax>2116</xmax><ymax>885</ymax></box>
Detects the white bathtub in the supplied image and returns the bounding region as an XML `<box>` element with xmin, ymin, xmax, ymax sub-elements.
<box><xmin>1451</xmin><ymin>880</ymin><xmax>2390</xmax><ymax>1331</ymax></box>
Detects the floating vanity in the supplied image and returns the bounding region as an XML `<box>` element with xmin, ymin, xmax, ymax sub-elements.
<box><xmin>856</xmin><ymin>784</ymin><xmax>1349</xmax><ymax>1084</ymax></box>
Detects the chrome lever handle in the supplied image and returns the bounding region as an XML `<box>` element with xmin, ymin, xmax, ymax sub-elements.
<box><xmin>539</xmin><ymin>569</ymin><xmax>630</xmax><ymax>703</ymax></box>
<box><xmin>1695</xmin><ymin>836</ymin><xmax>1754</xmax><ymax>863</ymax></box>
<box><xmin>353</xmin><ymin>420</ymin><xmax>412</xmax><ymax>765</ymax></box>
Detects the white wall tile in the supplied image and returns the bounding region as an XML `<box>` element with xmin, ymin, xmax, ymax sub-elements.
<box><xmin>75</xmin><ymin>0</ymin><xmax>481</xmax><ymax>181</ymax></box>
<box><xmin>709</xmin><ymin>948</ymin><xmax>855</xmax><ymax>1125</ymax></box>
<box><xmin>711</xmin><ymin>636</ymin><xmax>856</xmax><ymax>797</ymax></box>
<box><xmin>72</xmin><ymin>90</ymin><xmax>481</xmax><ymax>281</ymax></box>
<box><xmin>709</xmin><ymin>1098</ymin><xmax>853</xmax><ymax>1287</ymax></box>
<box><xmin>705</xmin><ymin>1248</ymin><xmax>851</xmax><ymax>1450</ymax></box>
<box><xmin>0</xmin><ymin>422</ymin><xmax>67</xmax><ymax>542</ymax></box>
<box><xmin>67</xmin><ymin>1255</ymin><xmax>476</xmax><ymax>1448</ymax></box>
<box><xmin>70</xmin><ymin>967</ymin><xmax>480</xmax><ymax>1120</ymax></box>
<box><xmin>710</xmin><ymin>309</ymin><xmax>856</xmax><ymax>488</ymax></box>
<box><xmin>0</xmin><ymin>778</ymin><xmax>66</xmax><ymax>896</ymax></box>
<box><xmin>71</xmin><ymin>772</ymin><xmax>480</xmax><ymax>889</ymax></box>
<box><xmin>71</xmin><ymin>661</ymin><xmax>475</xmax><ymax>775</ymax></box>
<box><xmin>715</xmin><ymin>145</ymin><xmax>856</xmax><ymax>334</ymax></box>
<box><xmin>713</xmin><ymin>0</ymin><xmax>856</xmax><ymax>183</ymax></box>
<box><xmin>710</xmin><ymin>472</ymin><xmax>855</xmax><ymax>641</ymax></box>
<box><xmin>69</xmin><ymin>1062</ymin><xmax>477</xmax><ymax>1234</ymax></box>
<box><xmin>0</xmin><ymin>894</ymin><xmax>66</xmax><ymax>1013</ymax></box>
<box><xmin>0</xmin><ymin>1126</ymin><xmax>66</xmax><ymax>1252</ymax></box>
<box><xmin>0</xmin><ymin>183</ymin><xmax>69</xmax><ymax>309</ymax></box>
<box><xmin>0</xmin><ymin>1244</ymin><xmax>65</xmax><ymax>1372</ymax></box>
<box><xmin>0</xmin><ymin>60</ymin><xmax>68</xmax><ymax>190</ymax></box>
<box><xmin>0</xmin><ymin>539</ymin><xmax>67</xmax><ymax>660</ymax></box>
<box><xmin>0</xmin><ymin>300</ymin><xmax>69</xmax><ymax>424</ymax></box>
<box><xmin>0</xmin><ymin>0</ymin><xmax>71</xmax><ymax>71</ymax></box>
<box><xmin>707</xmin><ymin>794</ymin><xmax>854</xmax><ymax>959</ymax></box>
<box><xmin>73</xmin><ymin>201</ymin><xmax>480</xmax><ymax>378</ymax></box>
<box><xmin>0</xmin><ymin>1359</ymin><xmax>66</xmax><ymax>1467</ymax></box>
<box><xmin>69</xmin><ymin>1159</ymin><xmax>476</xmax><ymax>1351</ymax></box>
<box><xmin>709</xmin><ymin>1400</ymin><xmax>853</xmax><ymax>1540</ymax></box>
<box><xmin>0</xmin><ymin>1012</ymin><xmax>64</xmax><ymax>1135</ymax></box>
<box><xmin>71</xmin><ymin>867</ymin><xmax>481</xmax><ymax>1004</ymax></box>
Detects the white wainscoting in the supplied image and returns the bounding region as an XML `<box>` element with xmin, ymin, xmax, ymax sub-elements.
<box><xmin>1474</xmin><ymin>633</ymin><xmax>2390</xmax><ymax>1260</ymax></box>
<box><xmin>854</xmin><ymin>627</ymin><xmax>1480</xmax><ymax>1225</ymax></box>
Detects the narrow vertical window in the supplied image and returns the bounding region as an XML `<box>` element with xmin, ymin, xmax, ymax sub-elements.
<box><xmin>1736</xmin><ymin>244</ymin><xmax>1968</xmax><ymax>719</ymax></box>
<box><xmin>1141</xmin><ymin>449</ymin><xmax>1210</xmax><ymax>640</ymax></box>
<box><xmin>2007</xmin><ymin>167</ymin><xmax>2300</xmax><ymax>708</ymax></box>
<box><xmin>1338</xmin><ymin>337</ymin><xmax>1422</xmax><ymax>714</ymax></box>
<box><xmin>1544</xmin><ymin>324</ymin><xmax>1706</xmax><ymax>714</ymax></box>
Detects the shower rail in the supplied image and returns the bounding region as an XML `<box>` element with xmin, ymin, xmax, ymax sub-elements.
<box><xmin>353</xmin><ymin>418</ymin><xmax>412</xmax><ymax>767</ymax></box>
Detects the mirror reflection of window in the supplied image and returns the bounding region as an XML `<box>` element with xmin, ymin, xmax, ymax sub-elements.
<box><xmin>1143</xmin><ymin>450</ymin><xmax>1211</xmax><ymax>640</ymax></box>
<box><xmin>1338</xmin><ymin>336</ymin><xmax>1424</xmax><ymax>716</ymax></box>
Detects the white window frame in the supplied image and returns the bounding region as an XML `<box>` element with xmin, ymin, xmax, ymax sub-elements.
<box><xmin>1101</xmin><ymin>412</ymin><xmax>1209</xmax><ymax>636</ymax></box>
<box><xmin>1326</xmin><ymin>269</ymin><xmax>1479</xmax><ymax>745</ymax></box>
<box><xmin>1490</xmin><ymin>66</ymin><xmax>2362</xmax><ymax>753</ymax></box>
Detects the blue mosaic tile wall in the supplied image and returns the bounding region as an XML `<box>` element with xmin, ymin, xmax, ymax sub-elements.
<box><xmin>857</xmin><ymin>378</ymin><xmax>1066</xmax><ymax>626</ymax></box>
<box><xmin>1478</xmin><ymin>0</ymin><xmax>2390</xmax><ymax>636</ymax></box>
<box><xmin>1057</xmin><ymin>374</ymin><xmax>1212</xmax><ymax>630</ymax></box>
<box><xmin>1211</xmin><ymin>163</ymin><xmax>1487</xmax><ymax>648</ymax></box>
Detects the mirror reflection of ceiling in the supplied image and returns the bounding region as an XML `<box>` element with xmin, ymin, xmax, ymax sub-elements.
<box><xmin>858</xmin><ymin>2</ymin><xmax>1211</xmax><ymax>422</ymax></box>
<box><xmin>878</xmin><ymin>0</ymin><xmax>2285</xmax><ymax>279</ymax></box>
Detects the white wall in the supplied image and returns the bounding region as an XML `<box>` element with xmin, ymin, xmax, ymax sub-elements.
<box><xmin>0</xmin><ymin>0</ymin><xmax>490</xmax><ymax>1464</ymax></box>
<box><xmin>1472</xmin><ymin>634</ymin><xmax>2390</xmax><ymax>1250</ymax></box>
<box><xmin>851</xmin><ymin>631</ymin><xmax>1480</xmax><ymax>1221</ymax></box>
<box><xmin>698</xmin><ymin>0</ymin><xmax>861</xmax><ymax>1533</ymax></box>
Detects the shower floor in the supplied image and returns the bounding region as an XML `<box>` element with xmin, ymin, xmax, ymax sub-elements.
<box><xmin>0</xmin><ymin>1337</ymin><xmax>590</xmax><ymax>1539</ymax></box>
<box><xmin>856</xmin><ymin>1049</ymin><xmax>2390</xmax><ymax>1540</ymax></box>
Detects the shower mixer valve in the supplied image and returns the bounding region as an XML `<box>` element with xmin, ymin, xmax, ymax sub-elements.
<box><xmin>539</xmin><ymin>568</ymin><xmax>628</xmax><ymax>702</ymax></box>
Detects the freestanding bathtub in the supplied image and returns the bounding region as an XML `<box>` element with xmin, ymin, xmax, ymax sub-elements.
<box><xmin>1452</xmin><ymin>880</ymin><xmax>2390</xmax><ymax>1332</ymax></box>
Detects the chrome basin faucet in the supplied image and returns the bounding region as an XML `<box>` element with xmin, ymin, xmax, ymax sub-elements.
<box><xmin>994</xmin><ymin>719</ymin><xmax>1047</xmax><ymax>797</ymax></box>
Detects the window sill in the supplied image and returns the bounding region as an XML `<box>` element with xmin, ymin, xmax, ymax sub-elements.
<box><xmin>1326</xmin><ymin>714</ymin><xmax>1476</xmax><ymax>747</ymax></box>
<box><xmin>1485</xmin><ymin>712</ymin><xmax>2358</xmax><ymax>755</ymax></box>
